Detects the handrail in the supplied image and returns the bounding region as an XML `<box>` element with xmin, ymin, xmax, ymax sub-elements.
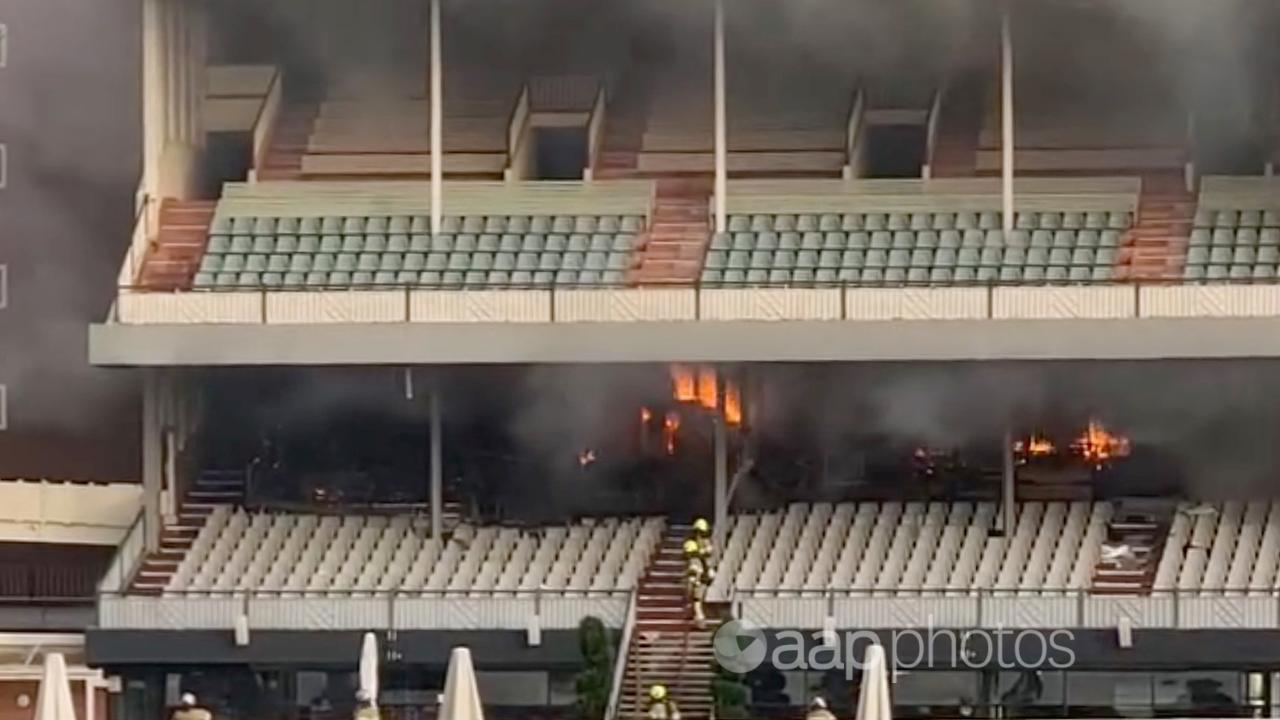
<box><xmin>97</xmin><ymin>509</ymin><xmax>147</xmax><ymax>594</ymax></box>
<box><xmin>249</xmin><ymin>69</ymin><xmax>284</xmax><ymax>182</ymax></box>
<box><xmin>922</xmin><ymin>86</ymin><xmax>945</xmax><ymax>179</ymax></box>
<box><xmin>100</xmin><ymin>587</ymin><xmax>632</xmax><ymax>599</ymax></box>
<box><xmin>735</xmin><ymin>586</ymin><xmax>1280</xmax><ymax>597</ymax></box>
<box><xmin>584</xmin><ymin>85</ymin><xmax>609</xmax><ymax>181</ymax></box>
<box><xmin>842</xmin><ymin>89</ymin><xmax>866</xmax><ymax>180</ymax></box>
<box><xmin>604</xmin><ymin>588</ymin><xmax>638</xmax><ymax>720</ymax></box>
<box><xmin>117</xmin><ymin>186</ymin><xmax>156</xmax><ymax>289</ymax></box>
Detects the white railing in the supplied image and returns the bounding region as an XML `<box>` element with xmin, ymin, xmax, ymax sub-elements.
<box><xmin>97</xmin><ymin>510</ymin><xmax>148</xmax><ymax>594</ymax></box>
<box><xmin>248</xmin><ymin>69</ymin><xmax>283</xmax><ymax>183</ymax></box>
<box><xmin>503</xmin><ymin>85</ymin><xmax>532</xmax><ymax>181</ymax></box>
<box><xmin>584</xmin><ymin>85</ymin><xmax>608</xmax><ymax>181</ymax></box>
<box><xmin>604</xmin><ymin>589</ymin><xmax>638</xmax><ymax>720</ymax></box>
<box><xmin>921</xmin><ymin>87</ymin><xmax>945</xmax><ymax>179</ymax></box>
<box><xmin>117</xmin><ymin>185</ymin><xmax>157</xmax><ymax>289</ymax></box>
<box><xmin>842</xmin><ymin>89</ymin><xmax>866</xmax><ymax>180</ymax></box>
<box><xmin>98</xmin><ymin>589</ymin><xmax>630</xmax><ymax>632</ymax></box>
<box><xmin>734</xmin><ymin>587</ymin><xmax>1280</xmax><ymax>631</ymax></box>
<box><xmin>110</xmin><ymin>283</ymin><xmax>1280</xmax><ymax>326</ymax></box>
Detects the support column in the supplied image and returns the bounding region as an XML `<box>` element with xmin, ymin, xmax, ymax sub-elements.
<box><xmin>1000</xmin><ymin>4</ymin><xmax>1015</xmax><ymax>235</ymax></box>
<box><xmin>84</xmin><ymin>679</ymin><xmax>96</xmax><ymax>720</ymax></box>
<box><xmin>142</xmin><ymin>0</ymin><xmax>164</xmax><ymax>197</ymax></box>
<box><xmin>142</xmin><ymin>371</ymin><xmax>164</xmax><ymax>553</ymax></box>
<box><xmin>429</xmin><ymin>0</ymin><xmax>443</xmax><ymax>235</ymax></box>
<box><xmin>712</xmin><ymin>0</ymin><xmax>727</xmax><ymax>234</ymax></box>
<box><xmin>1001</xmin><ymin>427</ymin><xmax>1016</xmax><ymax>535</ymax></box>
<box><xmin>713</xmin><ymin>373</ymin><xmax>728</xmax><ymax>550</ymax></box>
<box><xmin>430</xmin><ymin>389</ymin><xmax>443</xmax><ymax>538</ymax></box>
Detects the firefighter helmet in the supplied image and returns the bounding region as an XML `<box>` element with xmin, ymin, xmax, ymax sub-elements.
<box><xmin>649</xmin><ymin>684</ymin><xmax>668</xmax><ymax>701</ymax></box>
<box><xmin>692</xmin><ymin>518</ymin><xmax>710</xmax><ymax>534</ymax></box>
<box><xmin>683</xmin><ymin>539</ymin><xmax>700</xmax><ymax>555</ymax></box>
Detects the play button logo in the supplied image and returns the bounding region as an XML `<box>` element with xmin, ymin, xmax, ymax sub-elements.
<box><xmin>713</xmin><ymin>619</ymin><xmax>768</xmax><ymax>673</ymax></box>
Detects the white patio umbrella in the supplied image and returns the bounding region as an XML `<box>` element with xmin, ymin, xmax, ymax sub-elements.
<box><xmin>855</xmin><ymin>644</ymin><xmax>892</xmax><ymax>720</ymax></box>
<box><xmin>359</xmin><ymin>632</ymin><xmax>379</xmax><ymax>705</ymax></box>
<box><xmin>35</xmin><ymin>652</ymin><xmax>77</xmax><ymax>720</ymax></box>
<box><xmin>439</xmin><ymin>647</ymin><xmax>484</xmax><ymax>720</ymax></box>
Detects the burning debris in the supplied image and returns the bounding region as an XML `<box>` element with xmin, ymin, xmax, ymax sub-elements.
<box><xmin>668</xmin><ymin>364</ymin><xmax>742</xmax><ymax>426</ymax></box>
<box><xmin>1012</xmin><ymin>420</ymin><xmax>1131</xmax><ymax>470</ymax></box>
<box><xmin>1072</xmin><ymin>420</ymin><xmax>1131</xmax><ymax>469</ymax></box>
<box><xmin>662</xmin><ymin>412</ymin><xmax>681</xmax><ymax>455</ymax></box>
<box><xmin>577</xmin><ymin>448</ymin><xmax>597</xmax><ymax>467</ymax></box>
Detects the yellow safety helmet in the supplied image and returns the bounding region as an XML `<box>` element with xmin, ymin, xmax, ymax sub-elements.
<box><xmin>683</xmin><ymin>539</ymin><xmax>700</xmax><ymax>554</ymax></box>
<box><xmin>649</xmin><ymin>684</ymin><xmax>668</xmax><ymax>701</ymax></box>
<box><xmin>692</xmin><ymin>518</ymin><xmax>710</xmax><ymax>534</ymax></box>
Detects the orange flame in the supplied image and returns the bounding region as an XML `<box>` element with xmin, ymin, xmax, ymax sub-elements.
<box><xmin>1072</xmin><ymin>419</ymin><xmax>1130</xmax><ymax>467</ymax></box>
<box><xmin>724</xmin><ymin>381</ymin><xmax>742</xmax><ymax>426</ymax></box>
<box><xmin>1014</xmin><ymin>433</ymin><xmax>1056</xmax><ymax>458</ymax></box>
<box><xmin>640</xmin><ymin>406</ymin><xmax>652</xmax><ymax>424</ymax></box>
<box><xmin>663</xmin><ymin>412</ymin><xmax>681</xmax><ymax>455</ymax></box>
<box><xmin>671</xmin><ymin>365</ymin><xmax>696</xmax><ymax>403</ymax></box>
<box><xmin>697</xmin><ymin>368</ymin><xmax>718</xmax><ymax>410</ymax></box>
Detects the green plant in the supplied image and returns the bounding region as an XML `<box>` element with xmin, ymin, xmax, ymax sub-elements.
<box><xmin>575</xmin><ymin>616</ymin><xmax>614</xmax><ymax>720</ymax></box>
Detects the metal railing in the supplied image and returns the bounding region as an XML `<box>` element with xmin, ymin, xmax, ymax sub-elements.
<box><xmin>97</xmin><ymin>509</ymin><xmax>148</xmax><ymax>594</ymax></box>
<box><xmin>733</xmin><ymin>586</ymin><xmax>1280</xmax><ymax>630</ymax></box>
<box><xmin>604</xmin><ymin>589</ymin><xmax>638</xmax><ymax>720</ymax></box>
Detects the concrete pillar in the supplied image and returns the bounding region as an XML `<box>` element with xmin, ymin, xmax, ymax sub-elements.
<box><xmin>430</xmin><ymin>0</ymin><xmax>443</xmax><ymax>235</ymax></box>
<box><xmin>1001</xmin><ymin>427</ymin><xmax>1016</xmax><ymax>535</ymax></box>
<box><xmin>430</xmin><ymin>389</ymin><xmax>443</xmax><ymax>538</ymax></box>
<box><xmin>713</xmin><ymin>373</ymin><xmax>728</xmax><ymax>550</ymax></box>
<box><xmin>1000</xmin><ymin>4</ymin><xmax>1015</xmax><ymax>235</ymax></box>
<box><xmin>142</xmin><ymin>371</ymin><xmax>164</xmax><ymax>552</ymax></box>
<box><xmin>712</xmin><ymin>0</ymin><xmax>727</xmax><ymax>233</ymax></box>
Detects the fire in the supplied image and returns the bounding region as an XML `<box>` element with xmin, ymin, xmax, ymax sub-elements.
<box><xmin>724</xmin><ymin>381</ymin><xmax>742</xmax><ymax>426</ymax></box>
<box><xmin>663</xmin><ymin>412</ymin><xmax>681</xmax><ymax>455</ymax></box>
<box><xmin>577</xmin><ymin>448</ymin><xmax>597</xmax><ymax>467</ymax></box>
<box><xmin>640</xmin><ymin>406</ymin><xmax>652</xmax><ymax>423</ymax></box>
<box><xmin>671</xmin><ymin>365</ymin><xmax>696</xmax><ymax>403</ymax></box>
<box><xmin>697</xmin><ymin>367</ymin><xmax>718</xmax><ymax>410</ymax></box>
<box><xmin>669</xmin><ymin>364</ymin><xmax>743</xmax><ymax>426</ymax></box>
<box><xmin>1071</xmin><ymin>419</ymin><xmax>1130</xmax><ymax>467</ymax></box>
<box><xmin>1013</xmin><ymin>433</ymin><xmax>1056</xmax><ymax>462</ymax></box>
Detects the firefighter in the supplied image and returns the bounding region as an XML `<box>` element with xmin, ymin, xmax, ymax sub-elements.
<box><xmin>806</xmin><ymin>697</ymin><xmax>837</xmax><ymax>720</ymax></box>
<box><xmin>690</xmin><ymin>518</ymin><xmax>714</xmax><ymax>568</ymax></box>
<box><xmin>648</xmin><ymin>684</ymin><xmax>681</xmax><ymax>720</ymax></box>
<box><xmin>171</xmin><ymin>694</ymin><xmax>212</xmax><ymax>720</ymax></box>
<box><xmin>353</xmin><ymin>690</ymin><xmax>379</xmax><ymax>720</ymax></box>
<box><xmin>683</xmin><ymin>538</ymin><xmax>708</xmax><ymax>626</ymax></box>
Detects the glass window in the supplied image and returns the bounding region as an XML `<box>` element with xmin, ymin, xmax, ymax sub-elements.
<box><xmin>996</xmin><ymin>670</ymin><xmax>1065</xmax><ymax>709</ymax></box>
<box><xmin>474</xmin><ymin>671</ymin><xmax>548</xmax><ymax>706</ymax></box>
<box><xmin>1154</xmin><ymin>671</ymin><xmax>1242</xmax><ymax>714</ymax></box>
<box><xmin>894</xmin><ymin>671</ymin><xmax>981</xmax><ymax>710</ymax></box>
<box><xmin>1067</xmin><ymin>671</ymin><xmax>1154</xmax><ymax>717</ymax></box>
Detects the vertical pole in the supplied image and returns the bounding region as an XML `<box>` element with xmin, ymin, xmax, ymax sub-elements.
<box><xmin>1001</xmin><ymin>427</ymin><xmax>1016</xmax><ymax>535</ymax></box>
<box><xmin>712</xmin><ymin>0</ymin><xmax>727</xmax><ymax>234</ymax></box>
<box><xmin>1000</xmin><ymin>4</ymin><xmax>1015</xmax><ymax>236</ymax></box>
<box><xmin>713</xmin><ymin>371</ymin><xmax>728</xmax><ymax>550</ymax></box>
<box><xmin>142</xmin><ymin>372</ymin><xmax>163</xmax><ymax>553</ymax></box>
<box><xmin>430</xmin><ymin>389</ymin><xmax>443</xmax><ymax>538</ymax></box>
<box><xmin>430</xmin><ymin>0</ymin><xmax>443</xmax><ymax>235</ymax></box>
<box><xmin>85</xmin><ymin>679</ymin><xmax>96</xmax><ymax>720</ymax></box>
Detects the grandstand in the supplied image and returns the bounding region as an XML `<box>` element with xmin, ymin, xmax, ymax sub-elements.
<box><xmin>1</xmin><ymin>0</ymin><xmax>1274</xmax><ymax>719</ymax></box>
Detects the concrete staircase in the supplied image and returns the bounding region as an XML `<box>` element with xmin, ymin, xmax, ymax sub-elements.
<box><xmin>137</xmin><ymin>199</ymin><xmax>216</xmax><ymax>290</ymax></box>
<box><xmin>616</xmin><ymin>523</ymin><xmax>716</xmax><ymax>720</ymax></box>
<box><xmin>929</xmin><ymin>78</ymin><xmax>984</xmax><ymax>178</ymax></box>
<box><xmin>256</xmin><ymin>103</ymin><xmax>316</xmax><ymax>181</ymax></box>
<box><xmin>1091</xmin><ymin>501</ymin><xmax>1173</xmax><ymax>595</ymax></box>
<box><xmin>130</xmin><ymin>471</ymin><xmax>245</xmax><ymax>594</ymax></box>
<box><xmin>627</xmin><ymin>179</ymin><xmax>711</xmax><ymax>285</ymax></box>
<box><xmin>1117</xmin><ymin>172</ymin><xmax>1195</xmax><ymax>281</ymax></box>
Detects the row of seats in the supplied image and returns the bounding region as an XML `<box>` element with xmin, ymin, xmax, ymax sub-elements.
<box><xmin>1184</xmin><ymin>219</ymin><xmax>1280</xmax><ymax>282</ymax></box>
<box><xmin>166</xmin><ymin>508</ymin><xmax>663</xmax><ymax>595</ymax></box>
<box><xmin>727</xmin><ymin>211</ymin><xmax>1132</xmax><ymax>234</ymax></box>
<box><xmin>1155</xmin><ymin>501</ymin><xmax>1280</xmax><ymax>594</ymax></box>
<box><xmin>195</xmin><ymin>214</ymin><xmax>646</xmax><ymax>289</ymax></box>
<box><xmin>710</xmin><ymin>501</ymin><xmax>1109</xmax><ymax>598</ymax></box>
<box><xmin>209</xmin><ymin>215</ymin><xmax>645</xmax><ymax>236</ymax></box>
<box><xmin>711</xmin><ymin>229</ymin><xmax>1124</xmax><ymax>253</ymax></box>
<box><xmin>1193</xmin><ymin>209</ymin><xmax>1280</xmax><ymax>229</ymax></box>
